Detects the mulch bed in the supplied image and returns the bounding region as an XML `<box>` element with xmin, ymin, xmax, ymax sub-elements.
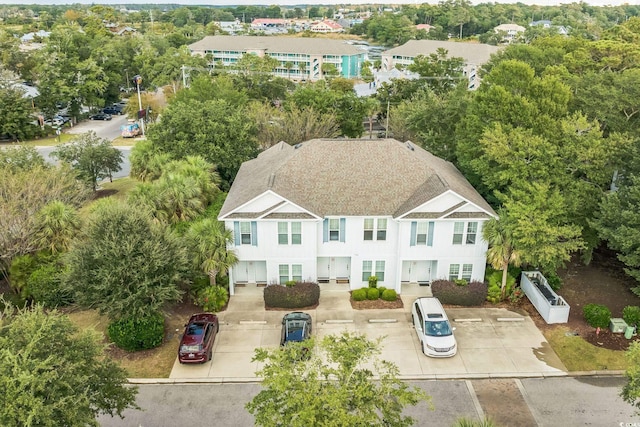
<box><xmin>349</xmin><ymin>295</ymin><xmax>404</xmax><ymax>310</ymax></box>
<box><xmin>265</xmin><ymin>303</ymin><xmax>319</xmax><ymax>311</ymax></box>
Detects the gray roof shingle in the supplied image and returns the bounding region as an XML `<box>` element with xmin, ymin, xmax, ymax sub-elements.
<box><xmin>383</xmin><ymin>40</ymin><xmax>502</xmax><ymax>66</ymax></box>
<box><xmin>189</xmin><ymin>35</ymin><xmax>364</xmax><ymax>56</ymax></box>
<box><xmin>219</xmin><ymin>139</ymin><xmax>496</xmax><ymax>219</ymax></box>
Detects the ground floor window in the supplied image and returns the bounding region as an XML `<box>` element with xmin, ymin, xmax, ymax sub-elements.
<box><xmin>279</xmin><ymin>264</ymin><xmax>302</xmax><ymax>284</ymax></box>
<box><xmin>449</xmin><ymin>263</ymin><xmax>473</xmax><ymax>281</ymax></box>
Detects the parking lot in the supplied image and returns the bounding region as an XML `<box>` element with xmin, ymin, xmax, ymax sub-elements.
<box><xmin>168</xmin><ymin>287</ymin><xmax>567</xmax><ymax>381</ymax></box>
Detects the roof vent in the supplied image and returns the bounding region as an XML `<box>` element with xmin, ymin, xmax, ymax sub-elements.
<box><xmin>294</xmin><ymin>143</ymin><xmax>303</xmax><ymax>149</ymax></box>
<box><xmin>406</xmin><ymin>142</ymin><xmax>415</xmax><ymax>151</ymax></box>
<box><xmin>267</xmin><ymin>173</ymin><xmax>276</xmax><ymax>188</ymax></box>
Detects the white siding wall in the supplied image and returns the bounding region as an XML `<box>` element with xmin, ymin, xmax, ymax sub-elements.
<box><xmin>227</xmin><ymin>214</ymin><xmax>489</xmax><ymax>293</ymax></box>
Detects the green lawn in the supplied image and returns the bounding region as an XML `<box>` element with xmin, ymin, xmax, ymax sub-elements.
<box><xmin>544</xmin><ymin>326</ymin><xmax>627</xmax><ymax>371</ymax></box>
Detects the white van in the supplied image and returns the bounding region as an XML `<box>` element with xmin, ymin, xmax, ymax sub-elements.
<box><xmin>411</xmin><ymin>297</ymin><xmax>457</xmax><ymax>357</ymax></box>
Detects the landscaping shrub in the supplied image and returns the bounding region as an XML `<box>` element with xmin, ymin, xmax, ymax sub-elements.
<box><xmin>263</xmin><ymin>281</ymin><xmax>320</xmax><ymax>309</ymax></box>
<box><xmin>285</xmin><ymin>280</ymin><xmax>296</xmax><ymax>287</ymax></box>
<box><xmin>368</xmin><ymin>276</ymin><xmax>378</xmax><ymax>288</ymax></box>
<box><xmin>543</xmin><ymin>270</ymin><xmax>562</xmax><ymax>291</ymax></box>
<box><xmin>381</xmin><ymin>289</ymin><xmax>397</xmax><ymax>301</ymax></box>
<box><xmin>623</xmin><ymin>306</ymin><xmax>640</xmax><ymax>327</ymax></box>
<box><xmin>194</xmin><ymin>285</ymin><xmax>229</xmax><ymax>312</ymax></box>
<box><xmin>377</xmin><ymin>286</ymin><xmax>386</xmax><ymax>295</ymax></box>
<box><xmin>352</xmin><ymin>288</ymin><xmax>367</xmax><ymax>301</ymax></box>
<box><xmin>367</xmin><ymin>287</ymin><xmax>380</xmax><ymax>300</ymax></box>
<box><xmin>107</xmin><ymin>312</ymin><xmax>165</xmax><ymax>351</ymax></box>
<box><xmin>508</xmin><ymin>288</ymin><xmax>525</xmax><ymax>305</ymax></box>
<box><xmin>582</xmin><ymin>304</ymin><xmax>611</xmax><ymax>329</ymax></box>
<box><xmin>454</xmin><ymin>279</ymin><xmax>468</xmax><ymax>286</ymax></box>
<box><xmin>27</xmin><ymin>264</ymin><xmax>73</xmax><ymax>308</ymax></box>
<box><xmin>485</xmin><ymin>268</ymin><xmax>515</xmax><ymax>303</ymax></box>
<box><xmin>431</xmin><ymin>280</ymin><xmax>487</xmax><ymax>306</ymax></box>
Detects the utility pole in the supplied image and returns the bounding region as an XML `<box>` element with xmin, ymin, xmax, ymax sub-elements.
<box><xmin>133</xmin><ymin>75</ymin><xmax>145</xmax><ymax>137</ymax></box>
<box><xmin>385</xmin><ymin>97</ymin><xmax>390</xmax><ymax>139</ymax></box>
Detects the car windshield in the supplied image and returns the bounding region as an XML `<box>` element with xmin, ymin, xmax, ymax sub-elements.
<box><xmin>285</xmin><ymin>320</ymin><xmax>307</xmax><ymax>342</ymax></box>
<box><xmin>424</xmin><ymin>320</ymin><xmax>452</xmax><ymax>337</ymax></box>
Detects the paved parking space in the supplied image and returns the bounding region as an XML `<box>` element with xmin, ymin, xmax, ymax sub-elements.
<box><xmin>169</xmin><ymin>289</ymin><xmax>567</xmax><ymax>380</ymax></box>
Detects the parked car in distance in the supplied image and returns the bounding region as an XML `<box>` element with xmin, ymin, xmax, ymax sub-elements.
<box><xmin>102</xmin><ymin>105</ymin><xmax>123</xmax><ymax>115</ymax></box>
<box><xmin>44</xmin><ymin>115</ymin><xmax>69</xmax><ymax>127</ymax></box>
<box><xmin>280</xmin><ymin>312</ymin><xmax>312</xmax><ymax>346</ymax></box>
<box><xmin>89</xmin><ymin>113</ymin><xmax>112</xmax><ymax>121</ymax></box>
<box><xmin>411</xmin><ymin>297</ymin><xmax>457</xmax><ymax>358</ymax></box>
<box><xmin>178</xmin><ymin>313</ymin><xmax>219</xmax><ymax>364</ymax></box>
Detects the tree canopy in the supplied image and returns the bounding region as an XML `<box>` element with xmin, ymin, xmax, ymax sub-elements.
<box><xmin>63</xmin><ymin>199</ymin><xmax>189</xmax><ymax>320</ymax></box>
<box><xmin>247</xmin><ymin>332</ymin><xmax>431</xmax><ymax>427</ymax></box>
<box><xmin>0</xmin><ymin>303</ymin><xmax>138</xmax><ymax>427</ymax></box>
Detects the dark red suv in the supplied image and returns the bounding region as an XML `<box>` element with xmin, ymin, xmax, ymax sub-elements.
<box><xmin>178</xmin><ymin>313</ymin><xmax>219</xmax><ymax>364</ymax></box>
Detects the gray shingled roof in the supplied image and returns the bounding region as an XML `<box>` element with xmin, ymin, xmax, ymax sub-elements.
<box><xmin>383</xmin><ymin>40</ymin><xmax>502</xmax><ymax>66</ymax></box>
<box><xmin>219</xmin><ymin>139</ymin><xmax>496</xmax><ymax>219</ymax></box>
<box><xmin>189</xmin><ymin>35</ymin><xmax>364</xmax><ymax>56</ymax></box>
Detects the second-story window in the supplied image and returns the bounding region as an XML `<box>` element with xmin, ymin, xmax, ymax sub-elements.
<box><xmin>291</xmin><ymin>222</ymin><xmax>302</xmax><ymax>244</ymax></box>
<box><xmin>278</xmin><ymin>222</ymin><xmax>302</xmax><ymax>245</ymax></box>
<box><xmin>240</xmin><ymin>222</ymin><xmax>252</xmax><ymax>245</ymax></box>
<box><xmin>278</xmin><ymin>222</ymin><xmax>288</xmax><ymax>245</ymax></box>
<box><xmin>363</xmin><ymin>218</ymin><xmax>386</xmax><ymax>241</ymax></box>
<box><xmin>453</xmin><ymin>221</ymin><xmax>478</xmax><ymax>245</ymax></box>
<box><xmin>329</xmin><ymin>219</ymin><xmax>340</xmax><ymax>241</ymax></box>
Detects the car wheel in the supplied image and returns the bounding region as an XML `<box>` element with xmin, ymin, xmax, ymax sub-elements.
<box><xmin>207</xmin><ymin>349</ymin><xmax>213</xmax><ymax>362</ymax></box>
<box><xmin>421</xmin><ymin>340</ymin><xmax>426</xmax><ymax>355</ymax></box>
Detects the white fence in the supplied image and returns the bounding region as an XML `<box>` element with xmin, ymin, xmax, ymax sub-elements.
<box><xmin>521</xmin><ymin>271</ymin><xmax>570</xmax><ymax>324</ymax></box>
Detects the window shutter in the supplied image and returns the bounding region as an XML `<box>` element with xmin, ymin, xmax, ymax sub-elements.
<box><xmin>251</xmin><ymin>221</ymin><xmax>258</xmax><ymax>246</ymax></box>
<box><xmin>427</xmin><ymin>221</ymin><xmax>434</xmax><ymax>247</ymax></box>
<box><xmin>410</xmin><ymin>221</ymin><xmax>417</xmax><ymax>246</ymax></box>
<box><xmin>323</xmin><ymin>218</ymin><xmax>329</xmax><ymax>243</ymax></box>
<box><xmin>339</xmin><ymin>218</ymin><xmax>346</xmax><ymax>242</ymax></box>
<box><xmin>234</xmin><ymin>221</ymin><xmax>240</xmax><ymax>246</ymax></box>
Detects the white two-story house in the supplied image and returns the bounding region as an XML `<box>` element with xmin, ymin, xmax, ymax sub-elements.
<box><xmin>218</xmin><ymin>139</ymin><xmax>496</xmax><ymax>295</ymax></box>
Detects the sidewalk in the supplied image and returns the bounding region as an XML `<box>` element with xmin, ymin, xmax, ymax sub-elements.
<box><xmin>168</xmin><ymin>287</ymin><xmax>567</xmax><ymax>381</ymax></box>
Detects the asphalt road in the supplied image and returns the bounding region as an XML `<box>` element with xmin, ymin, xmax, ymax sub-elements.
<box><xmin>97</xmin><ymin>376</ymin><xmax>639</xmax><ymax>427</ymax></box>
<box><xmin>37</xmin><ymin>145</ymin><xmax>131</xmax><ymax>179</ymax></box>
<box><xmin>68</xmin><ymin>113</ymin><xmax>130</xmax><ymax>141</ymax></box>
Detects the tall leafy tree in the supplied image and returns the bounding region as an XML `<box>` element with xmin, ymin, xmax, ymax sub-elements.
<box><xmin>52</xmin><ymin>131</ymin><xmax>123</xmax><ymax>191</ymax></box>
<box><xmin>146</xmin><ymin>99</ymin><xmax>258</xmax><ymax>189</ymax></box>
<box><xmin>63</xmin><ymin>199</ymin><xmax>189</xmax><ymax>320</ymax></box>
<box><xmin>592</xmin><ymin>175</ymin><xmax>640</xmax><ymax>288</ymax></box>
<box><xmin>0</xmin><ymin>303</ymin><xmax>138</xmax><ymax>427</ymax></box>
<box><xmin>408</xmin><ymin>48</ymin><xmax>465</xmax><ymax>95</ymax></box>
<box><xmin>501</xmin><ymin>182</ymin><xmax>584</xmax><ymax>272</ymax></box>
<box><xmin>0</xmin><ymin>164</ymin><xmax>89</xmax><ymax>285</ymax></box>
<box><xmin>622</xmin><ymin>341</ymin><xmax>640</xmax><ymax>414</ymax></box>
<box><xmin>247</xmin><ymin>332</ymin><xmax>431</xmax><ymax>427</ymax></box>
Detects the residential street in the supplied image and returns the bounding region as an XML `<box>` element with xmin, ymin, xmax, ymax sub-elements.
<box><xmin>97</xmin><ymin>377</ymin><xmax>638</xmax><ymax>427</ymax></box>
<box><xmin>37</xmin><ymin>145</ymin><xmax>132</xmax><ymax>179</ymax></box>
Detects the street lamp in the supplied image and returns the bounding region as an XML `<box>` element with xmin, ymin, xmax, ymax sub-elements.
<box><xmin>133</xmin><ymin>74</ymin><xmax>145</xmax><ymax>137</ymax></box>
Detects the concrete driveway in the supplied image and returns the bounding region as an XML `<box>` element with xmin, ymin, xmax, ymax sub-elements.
<box><xmin>168</xmin><ymin>287</ymin><xmax>566</xmax><ymax>381</ymax></box>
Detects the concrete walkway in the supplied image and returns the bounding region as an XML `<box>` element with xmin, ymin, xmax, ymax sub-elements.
<box><xmin>169</xmin><ymin>287</ymin><xmax>566</xmax><ymax>381</ymax></box>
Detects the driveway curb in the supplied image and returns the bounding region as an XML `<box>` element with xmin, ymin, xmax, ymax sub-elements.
<box><xmin>127</xmin><ymin>370</ymin><xmax>626</xmax><ymax>385</ymax></box>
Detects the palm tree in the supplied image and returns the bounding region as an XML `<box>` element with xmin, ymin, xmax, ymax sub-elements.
<box><xmin>483</xmin><ymin>211</ymin><xmax>521</xmax><ymax>299</ymax></box>
<box><xmin>156</xmin><ymin>173</ymin><xmax>204</xmax><ymax>224</ymax></box>
<box><xmin>298</xmin><ymin>61</ymin><xmax>306</xmax><ymax>80</ymax></box>
<box><xmin>163</xmin><ymin>156</ymin><xmax>221</xmax><ymax>205</ymax></box>
<box><xmin>34</xmin><ymin>201</ymin><xmax>81</xmax><ymax>253</ymax></box>
<box><xmin>186</xmin><ymin>219</ymin><xmax>238</xmax><ymax>286</ymax></box>
<box><xmin>284</xmin><ymin>61</ymin><xmax>294</xmax><ymax>80</ymax></box>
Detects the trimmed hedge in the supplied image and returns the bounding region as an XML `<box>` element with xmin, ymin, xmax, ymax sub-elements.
<box><xmin>381</xmin><ymin>289</ymin><xmax>397</xmax><ymax>301</ymax></box>
<box><xmin>431</xmin><ymin>280</ymin><xmax>487</xmax><ymax>306</ymax></box>
<box><xmin>264</xmin><ymin>281</ymin><xmax>320</xmax><ymax>309</ymax></box>
<box><xmin>367</xmin><ymin>287</ymin><xmax>380</xmax><ymax>300</ymax></box>
<box><xmin>582</xmin><ymin>303</ymin><xmax>611</xmax><ymax>329</ymax></box>
<box><xmin>27</xmin><ymin>264</ymin><xmax>73</xmax><ymax>308</ymax></box>
<box><xmin>108</xmin><ymin>312</ymin><xmax>165</xmax><ymax>351</ymax></box>
<box><xmin>352</xmin><ymin>288</ymin><xmax>367</xmax><ymax>301</ymax></box>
